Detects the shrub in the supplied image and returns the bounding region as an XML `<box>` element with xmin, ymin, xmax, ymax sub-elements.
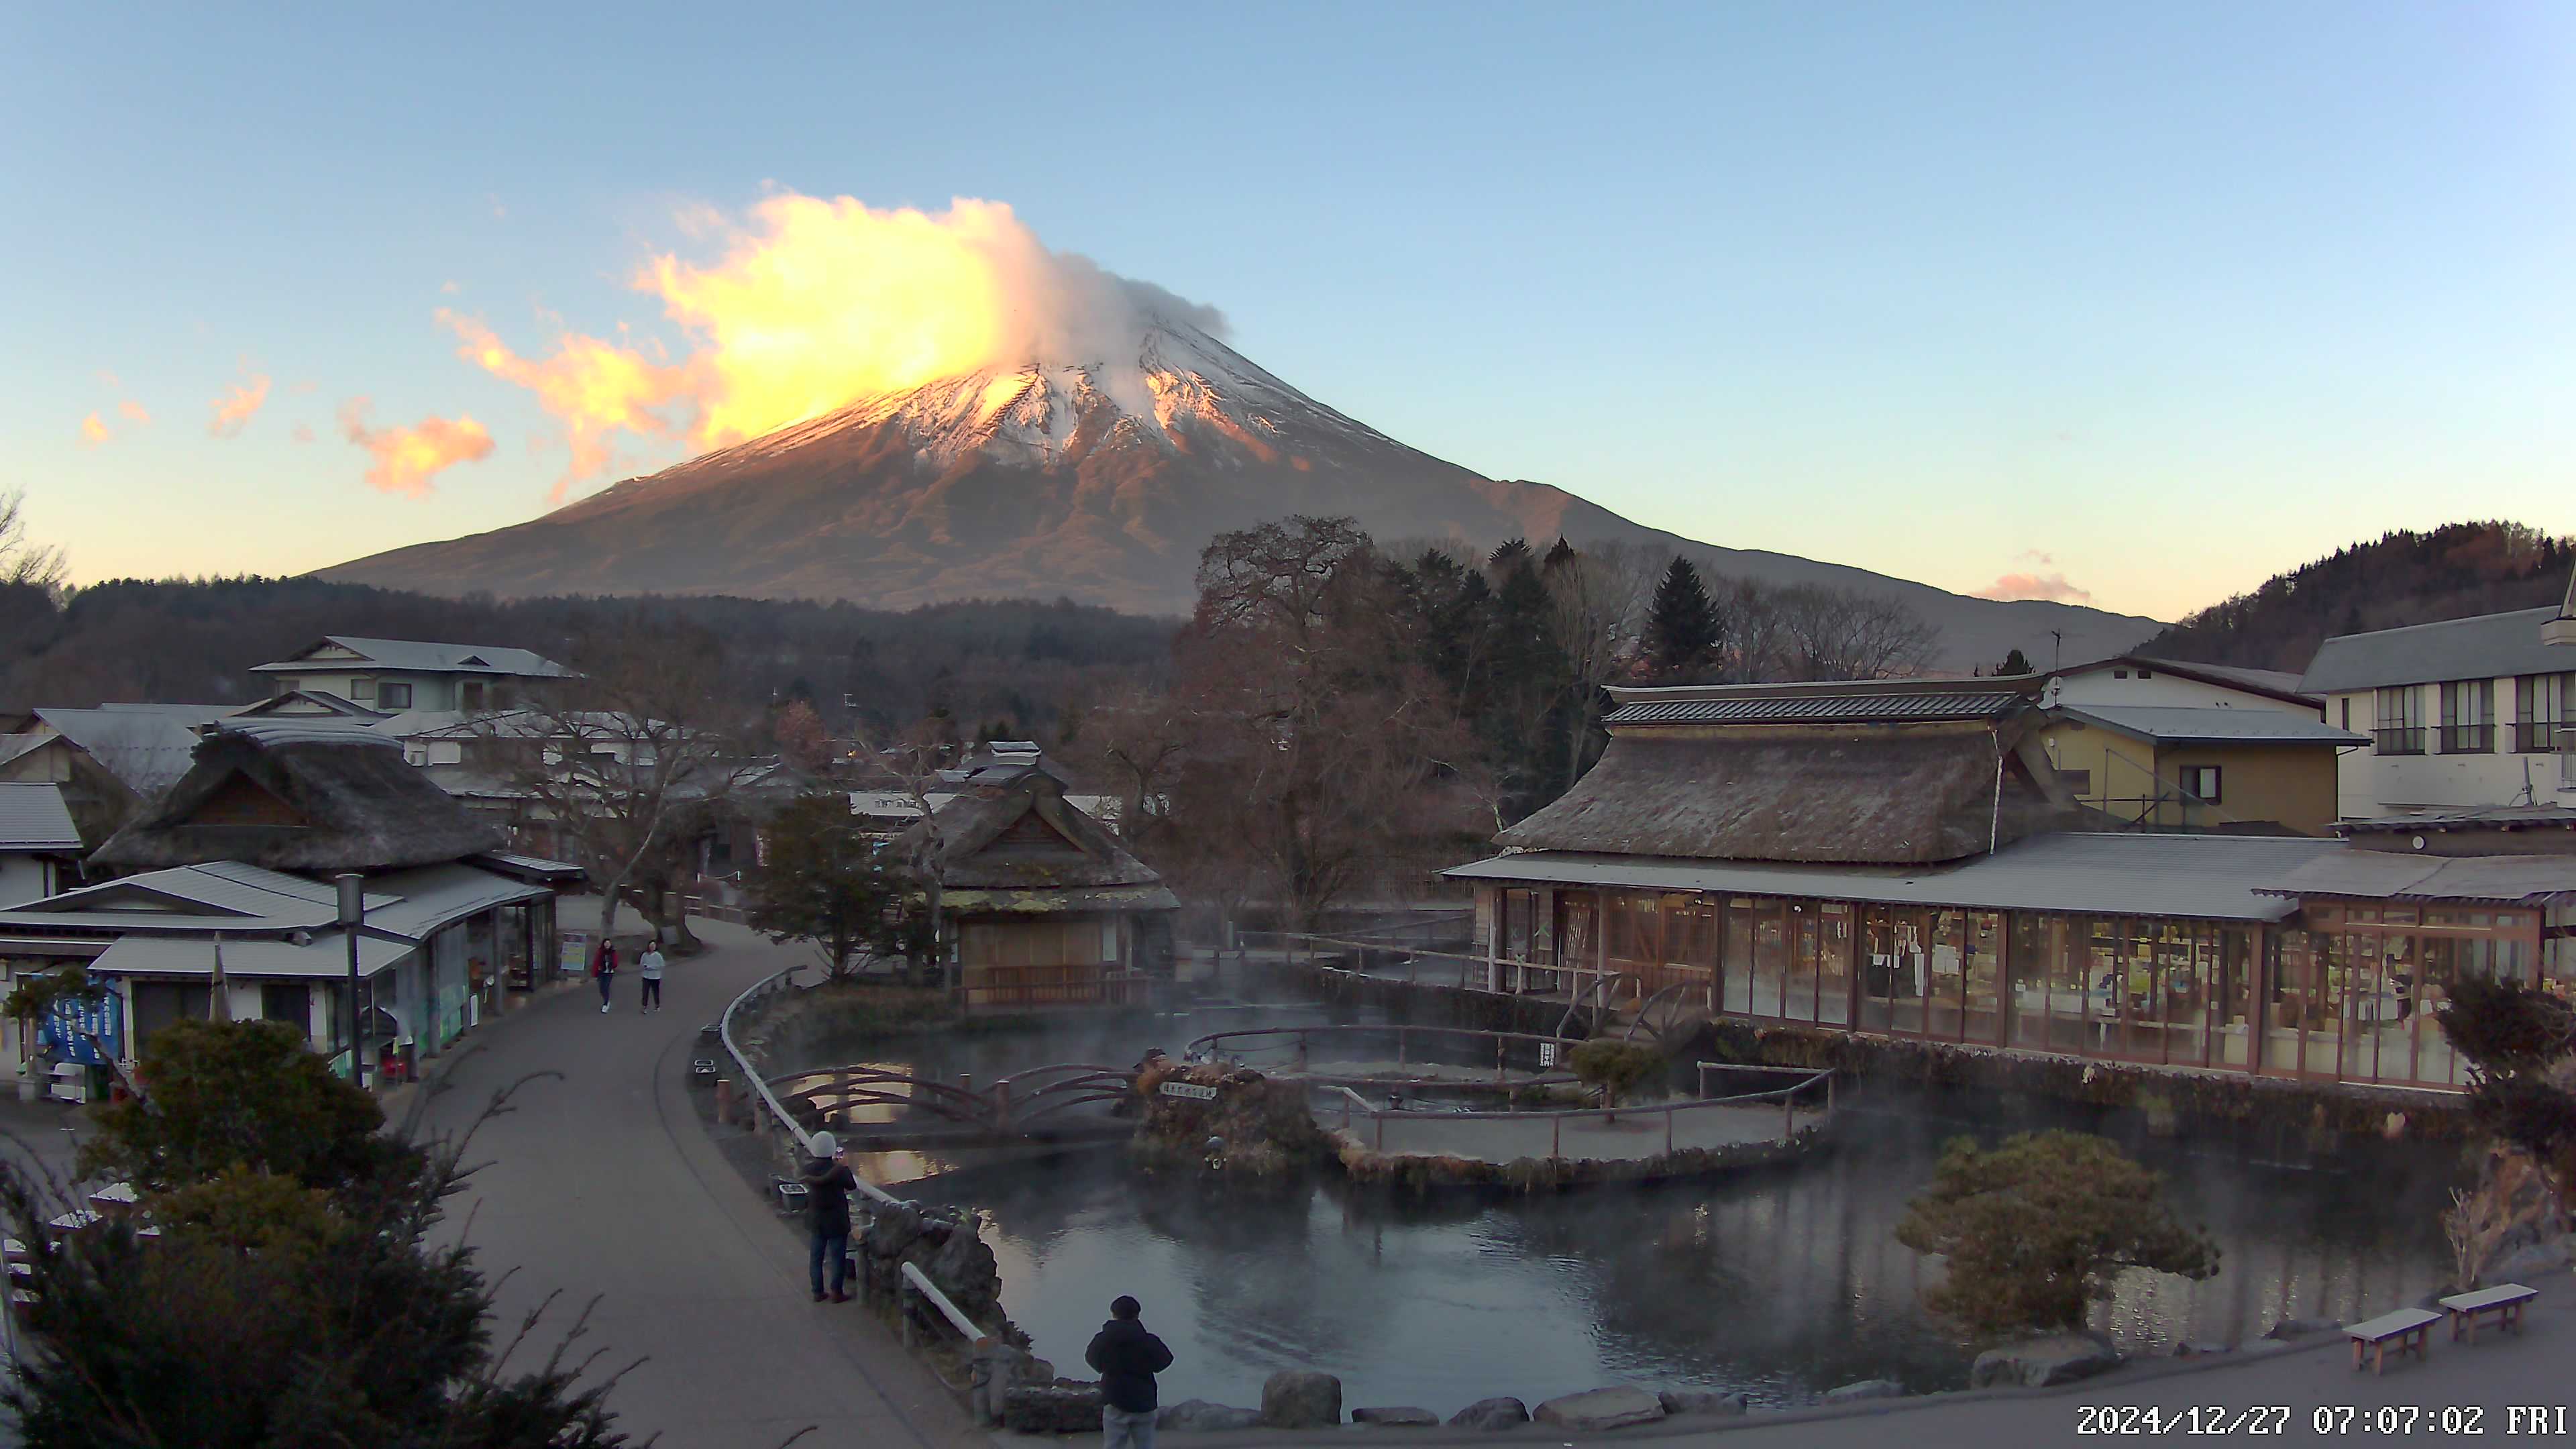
<box><xmin>1567</xmin><ymin>1040</ymin><xmax>1664</xmax><ymax>1110</ymax></box>
<box><xmin>1895</xmin><ymin>1130</ymin><xmax>2218</xmax><ymax>1336</ymax></box>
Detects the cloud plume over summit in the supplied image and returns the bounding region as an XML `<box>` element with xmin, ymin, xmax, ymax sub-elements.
<box><xmin>449</xmin><ymin>194</ymin><xmax>1224</xmax><ymax>494</ymax></box>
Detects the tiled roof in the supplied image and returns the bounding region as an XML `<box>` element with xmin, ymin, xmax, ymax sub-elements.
<box><xmin>1608</xmin><ymin>691</ymin><xmax>2025</xmax><ymax>726</ymax></box>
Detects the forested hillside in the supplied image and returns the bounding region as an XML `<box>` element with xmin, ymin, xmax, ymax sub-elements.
<box><xmin>2139</xmin><ymin>523</ymin><xmax>2573</xmax><ymax>674</ymax></box>
<box><xmin>0</xmin><ymin>575</ymin><xmax>1176</xmax><ymax>739</ymax></box>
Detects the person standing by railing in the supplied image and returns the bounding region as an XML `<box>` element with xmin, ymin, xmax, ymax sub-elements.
<box><xmin>1085</xmin><ymin>1295</ymin><xmax>1173</xmax><ymax>1449</ymax></box>
<box><xmin>801</xmin><ymin>1131</ymin><xmax>858</xmax><ymax>1303</ymax></box>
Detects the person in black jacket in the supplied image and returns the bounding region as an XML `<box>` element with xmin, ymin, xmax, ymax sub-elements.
<box><xmin>800</xmin><ymin>1131</ymin><xmax>858</xmax><ymax>1303</ymax></box>
<box><xmin>1084</xmin><ymin>1295</ymin><xmax>1173</xmax><ymax>1449</ymax></box>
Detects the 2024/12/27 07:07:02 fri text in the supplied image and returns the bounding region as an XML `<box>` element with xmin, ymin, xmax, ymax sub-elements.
<box><xmin>2076</xmin><ymin>1404</ymin><xmax>2571</xmax><ymax>1434</ymax></box>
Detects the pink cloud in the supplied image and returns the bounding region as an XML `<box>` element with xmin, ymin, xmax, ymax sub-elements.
<box><xmin>338</xmin><ymin>397</ymin><xmax>496</xmax><ymax>496</ymax></box>
<box><xmin>78</xmin><ymin>412</ymin><xmax>109</xmax><ymax>446</ymax></box>
<box><xmin>117</xmin><ymin>398</ymin><xmax>152</xmax><ymax>425</ymax></box>
<box><xmin>1973</xmin><ymin>572</ymin><xmax>2094</xmax><ymax>605</ymax></box>
<box><xmin>209</xmin><ymin>369</ymin><xmax>272</xmax><ymax>437</ymax></box>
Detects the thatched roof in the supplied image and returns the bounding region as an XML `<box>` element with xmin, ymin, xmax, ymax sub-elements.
<box><xmin>91</xmin><ymin>725</ymin><xmax>504</xmax><ymax>873</ymax></box>
<box><xmin>1497</xmin><ymin>720</ymin><xmax>2078</xmax><ymax>867</ymax></box>
<box><xmin>899</xmin><ymin>765</ymin><xmax>1170</xmax><ymax>903</ymax></box>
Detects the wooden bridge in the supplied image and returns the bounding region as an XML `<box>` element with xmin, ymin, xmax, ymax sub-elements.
<box><xmin>765</xmin><ymin>1063</ymin><xmax>1140</xmax><ymax>1150</ymax></box>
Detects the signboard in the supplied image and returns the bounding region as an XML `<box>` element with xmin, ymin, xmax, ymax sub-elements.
<box><xmin>1538</xmin><ymin>1042</ymin><xmax>1558</xmax><ymax>1068</ymax></box>
<box><xmin>1158</xmin><ymin>1081</ymin><xmax>1218</xmax><ymax>1101</ymax></box>
<box><xmin>40</xmin><ymin>987</ymin><xmax>118</xmax><ymax>1067</ymax></box>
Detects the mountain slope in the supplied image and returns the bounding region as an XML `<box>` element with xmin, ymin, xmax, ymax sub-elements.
<box><xmin>325</xmin><ymin>321</ymin><xmax>2160</xmax><ymax>669</ymax></box>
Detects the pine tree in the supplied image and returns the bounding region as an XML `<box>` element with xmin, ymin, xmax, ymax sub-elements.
<box><xmin>1994</xmin><ymin>647</ymin><xmax>2035</xmax><ymax>676</ymax></box>
<box><xmin>1644</xmin><ymin>556</ymin><xmax>1720</xmax><ymax>678</ymax></box>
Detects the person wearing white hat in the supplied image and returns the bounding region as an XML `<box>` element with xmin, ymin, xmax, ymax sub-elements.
<box><xmin>800</xmin><ymin>1132</ymin><xmax>858</xmax><ymax>1303</ymax></box>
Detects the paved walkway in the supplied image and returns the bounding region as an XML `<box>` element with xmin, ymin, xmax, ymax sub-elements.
<box><xmin>413</xmin><ymin>918</ymin><xmax>983</xmax><ymax>1449</ymax></box>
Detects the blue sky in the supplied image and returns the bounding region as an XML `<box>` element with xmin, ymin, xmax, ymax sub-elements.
<box><xmin>5</xmin><ymin>3</ymin><xmax>2571</xmax><ymax>621</ymax></box>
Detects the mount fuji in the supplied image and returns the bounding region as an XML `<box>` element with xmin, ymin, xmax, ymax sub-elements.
<box><xmin>323</xmin><ymin>321</ymin><xmax>2160</xmax><ymax>668</ymax></box>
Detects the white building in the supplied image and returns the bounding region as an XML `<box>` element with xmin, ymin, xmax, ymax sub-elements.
<box><xmin>2301</xmin><ymin>577</ymin><xmax>2576</xmax><ymax>820</ymax></box>
<box><xmin>250</xmin><ymin>636</ymin><xmax>570</xmax><ymax>714</ymax></box>
<box><xmin>0</xmin><ymin>784</ymin><xmax>82</xmax><ymax>906</ymax></box>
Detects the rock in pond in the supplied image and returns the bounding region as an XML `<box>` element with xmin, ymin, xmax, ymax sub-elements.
<box><xmin>1969</xmin><ymin>1333</ymin><xmax>2123</xmax><ymax>1389</ymax></box>
<box><xmin>1448</xmin><ymin>1397</ymin><xmax>1532</xmax><ymax>1430</ymax></box>
<box><xmin>1352</xmin><ymin>1407</ymin><xmax>1440</xmax><ymax>1427</ymax></box>
<box><xmin>1262</xmin><ymin>1369</ymin><xmax>1344</xmax><ymax>1429</ymax></box>
<box><xmin>1822</xmin><ymin>1379</ymin><xmax>1907</xmax><ymax>1404</ymax></box>
<box><xmin>1534</xmin><ymin>1386</ymin><xmax>1666</xmax><ymax>1432</ymax></box>
<box><xmin>1003</xmin><ymin>1381</ymin><xmax>1104</xmax><ymax>1434</ymax></box>
<box><xmin>1658</xmin><ymin>1389</ymin><xmax>1750</xmax><ymax>1416</ymax></box>
<box><xmin>1159</xmin><ymin>1400</ymin><xmax>1264</xmax><ymax>1433</ymax></box>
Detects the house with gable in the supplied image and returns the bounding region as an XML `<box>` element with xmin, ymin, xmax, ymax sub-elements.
<box><xmin>250</xmin><ymin>635</ymin><xmax>570</xmax><ymax>714</ymax></box>
<box><xmin>0</xmin><ymin>719</ymin><xmax>573</xmax><ymax>1094</ymax></box>
<box><xmin>899</xmin><ymin>760</ymin><xmax>1177</xmax><ymax>1010</ymax></box>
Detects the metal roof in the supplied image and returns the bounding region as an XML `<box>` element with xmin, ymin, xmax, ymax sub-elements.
<box><xmin>252</xmin><ymin>636</ymin><xmax>570</xmax><ymax>678</ymax></box>
<box><xmin>2338</xmin><ymin>806</ymin><xmax>2576</xmax><ymax>835</ymax></box>
<box><xmin>29</xmin><ymin>708</ymin><xmax>222</xmax><ymax>800</ymax></box>
<box><xmin>2255</xmin><ymin>851</ymin><xmax>2576</xmax><ymax>907</ymax></box>
<box><xmin>0</xmin><ymin>859</ymin><xmax>535</xmax><ymax>941</ymax></box>
<box><xmin>0</xmin><ymin>784</ymin><xmax>81</xmax><ymax>852</ymax></box>
<box><xmin>2055</xmin><ymin>706</ymin><xmax>2368</xmax><ymax>745</ymax></box>
<box><xmin>2301</xmin><ymin>606</ymin><xmax>2576</xmax><ymax>694</ymax></box>
<box><xmin>1444</xmin><ymin>832</ymin><xmax>2351</xmax><ymax>922</ymax></box>
<box><xmin>90</xmin><ymin>930</ymin><xmax>411</xmax><ymax>979</ymax></box>
<box><xmin>1608</xmin><ymin>691</ymin><xmax>2025</xmax><ymax>727</ymax></box>
<box><xmin>359</xmin><ymin>862</ymin><xmax>552</xmax><ymax>940</ymax></box>
<box><xmin>212</xmin><ymin>718</ymin><xmax>403</xmax><ymax>749</ymax></box>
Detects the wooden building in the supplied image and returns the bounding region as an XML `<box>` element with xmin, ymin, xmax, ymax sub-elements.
<box><xmin>902</xmin><ymin>763</ymin><xmax>1177</xmax><ymax>1010</ymax></box>
<box><xmin>1446</xmin><ymin>678</ymin><xmax>2576</xmax><ymax>1093</ymax></box>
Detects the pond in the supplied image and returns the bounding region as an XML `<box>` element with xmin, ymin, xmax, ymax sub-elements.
<box><xmin>790</xmin><ymin>1001</ymin><xmax>2459</xmax><ymax>1413</ymax></box>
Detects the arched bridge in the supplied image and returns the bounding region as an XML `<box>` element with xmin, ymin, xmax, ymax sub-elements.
<box><xmin>765</xmin><ymin>1063</ymin><xmax>1140</xmax><ymax>1149</ymax></box>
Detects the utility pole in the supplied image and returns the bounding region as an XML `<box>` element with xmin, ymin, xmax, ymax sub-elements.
<box><xmin>2049</xmin><ymin>630</ymin><xmax>2064</xmax><ymax>672</ymax></box>
<box><xmin>337</xmin><ymin>874</ymin><xmax>366</xmax><ymax>1089</ymax></box>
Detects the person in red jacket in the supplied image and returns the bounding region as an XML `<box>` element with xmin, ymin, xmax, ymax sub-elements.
<box><xmin>589</xmin><ymin>936</ymin><xmax>619</xmax><ymax>1014</ymax></box>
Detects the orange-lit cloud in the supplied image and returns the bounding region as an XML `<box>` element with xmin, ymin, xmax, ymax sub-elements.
<box><xmin>1974</xmin><ymin>572</ymin><xmax>2094</xmax><ymax>604</ymax></box>
<box><xmin>453</xmin><ymin>193</ymin><xmax>1222</xmax><ymax>492</ymax></box>
<box><xmin>117</xmin><ymin>399</ymin><xmax>151</xmax><ymax>425</ymax></box>
<box><xmin>78</xmin><ymin>413</ymin><xmax>109</xmax><ymax>446</ymax></box>
<box><xmin>292</xmin><ymin>423</ymin><xmax>316</xmax><ymax>445</ymax></box>
<box><xmin>443</xmin><ymin>310</ymin><xmax>686</xmax><ymax>499</ymax></box>
<box><xmin>338</xmin><ymin>397</ymin><xmax>495</xmax><ymax>497</ymax></box>
<box><xmin>209</xmin><ymin>369</ymin><xmax>271</xmax><ymax>437</ymax></box>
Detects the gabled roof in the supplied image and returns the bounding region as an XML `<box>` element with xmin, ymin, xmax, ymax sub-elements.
<box><xmin>901</xmin><ymin>765</ymin><xmax>1169</xmax><ymax>900</ymax></box>
<box><xmin>250</xmin><ymin>635</ymin><xmax>570</xmax><ymax>679</ymax></box>
<box><xmin>2301</xmin><ymin>607</ymin><xmax>2574</xmax><ymax>694</ymax></box>
<box><xmin>91</xmin><ymin>724</ymin><xmax>504</xmax><ymax>873</ymax></box>
<box><xmin>0</xmin><ymin>784</ymin><xmax>82</xmax><ymax>853</ymax></box>
<box><xmin>2053</xmin><ymin>706</ymin><xmax>2366</xmax><ymax>746</ymax></box>
<box><xmin>1498</xmin><ymin>718</ymin><xmax>2079</xmax><ymax>867</ymax></box>
<box><xmin>230</xmin><ymin>690</ymin><xmax>388</xmax><ymax>721</ymax></box>
<box><xmin>2057</xmin><ymin>655</ymin><xmax>2319</xmax><ymax>706</ymax></box>
<box><xmin>28</xmin><ymin>706</ymin><xmax>233</xmax><ymax>800</ymax></box>
<box><xmin>0</xmin><ymin>861</ymin><xmax>391</xmax><ymax>933</ymax></box>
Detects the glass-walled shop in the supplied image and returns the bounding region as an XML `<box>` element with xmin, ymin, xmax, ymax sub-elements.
<box><xmin>1487</xmin><ymin>885</ymin><xmax>2571</xmax><ymax>1091</ymax></box>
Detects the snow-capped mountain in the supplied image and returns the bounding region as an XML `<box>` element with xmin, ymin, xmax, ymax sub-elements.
<box><xmin>323</xmin><ymin>322</ymin><xmax>2161</xmax><ymax>667</ymax></box>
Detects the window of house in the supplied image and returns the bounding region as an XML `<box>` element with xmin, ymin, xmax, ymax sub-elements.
<box><xmin>2060</xmin><ymin>768</ymin><xmax>2094</xmax><ymax>795</ymax></box>
<box><xmin>376</xmin><ymin>681</ymin><xmax>414</xmax><ymax>710</ymax></box>
<box><xmin>347</xmin><ymin>677</ymin><xmax>374</xmax><ymax>702</ymax></box>
<box><xmin>2340</xmin><ymin>698</ymin><xmax>2351</xmax><ymax>731</ymax></box>
<box><xmin>460</xmin><ymin>681</ymin><xmax>488</xmax><ymax>711</ymax></box>
<box><xmin>2112</xmin><ymin>669</ymin><xmax>2129</xmax><ymax>679</ymax></box>
<box><xmin>2439</xmin><ymin>680</ymin><xmax>2494</xmax><ymax>754</ymax></box>
<box><xmin>271</xmin><ymin>676</ymin><xmax>299</xmax><ymax>697</ymax></box>
<box><xmin>2181</xmin><ymin>765</ymin><xmax>2221</xmax><ymax>804</ymax></box>
<box><xmin>2137</xmin><ymin>669</ymin><xmax>2154</xmax><ymax>678</ymax></box>
<box><xmin>2514</xmin><ymin>672</ymin><xmax>2575</xmax><ymax>753</ymax></box>
<box><xmin>2373</xmin><ymin>686</ymin><xmax>2424</xmax><ymax>755</ymax></box>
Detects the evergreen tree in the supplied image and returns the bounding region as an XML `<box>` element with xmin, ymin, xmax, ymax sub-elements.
<box><xmin>1994</xmin><ymin>647</ymin><xmax>2035</xmax><ymax>676</ymax></box>
<box><xmin>1644</xmin><ymin>557</ymin><xmax>1721</xmax><ymax>677</ymax></box>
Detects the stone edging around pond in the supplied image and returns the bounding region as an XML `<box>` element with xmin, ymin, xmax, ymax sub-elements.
<box><xmin>1328</xmin><ymin>1126</ymin><xmax>1821</xmax><ymax>1191</ymax></box>
<box><xmin>1002</xmin><ymin>1316</ymin><xmax>2409</xmax><ymax>1437</ymax></box>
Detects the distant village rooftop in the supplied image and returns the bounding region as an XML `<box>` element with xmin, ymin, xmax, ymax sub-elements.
<box><xmin>250</xmin><ymin>636</ymin><xmax>572</xmax><ymax>679</ymax></box>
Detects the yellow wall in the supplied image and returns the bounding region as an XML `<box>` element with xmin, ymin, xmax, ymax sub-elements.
<box><xmin>2036</xmin><ymin>721</ymin><xmax>2342</xmax><ymax>836</ymax></box>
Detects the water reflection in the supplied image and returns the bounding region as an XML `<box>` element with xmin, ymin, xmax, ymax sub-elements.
<box><xmin>810</xmin><ymin>998</ymin><xmax>2456</xmax><ymax>1412</ymax></box>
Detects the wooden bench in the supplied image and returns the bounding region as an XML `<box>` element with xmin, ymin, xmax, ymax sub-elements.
<box><xmin>2347</xmin><ymin>1307</ymin><xmax>2442</xmax><ymax>1375</ymax></box>
<box><xmin>2438</xmin><ymin>1283</ymin><xmax>2538</xmax><ymax>1344</ymax></box>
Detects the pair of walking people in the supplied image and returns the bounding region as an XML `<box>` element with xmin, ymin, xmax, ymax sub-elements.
<box><xmin>587</xmin><ymin>935</ymin><xmax>665</xmax><ymax>1013</ymax></box>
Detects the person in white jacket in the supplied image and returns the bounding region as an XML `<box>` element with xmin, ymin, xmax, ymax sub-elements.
<box><xmin>637</xmin><ymin>938</ymin><xmax>666</xmax><ymax>1013</ymax></box>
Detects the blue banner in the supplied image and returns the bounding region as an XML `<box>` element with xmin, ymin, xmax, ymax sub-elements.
<box><xmin>39</xmin><ymin>985</ymin><xmax>118</xmax><ymax>1067</ymax></box>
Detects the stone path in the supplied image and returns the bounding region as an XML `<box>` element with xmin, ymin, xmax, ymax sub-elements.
<box><xmin>412</xmin><ymin>917</ymin><xmax>983</xmax><ymax>1449</ymax></box>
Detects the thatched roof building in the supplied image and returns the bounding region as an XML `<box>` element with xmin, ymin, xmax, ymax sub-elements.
<box><xmin>904</xmin><ymin>763</ymin><xmax>1178</xmax><ymax>914</ymax></box>
<box><xmin>91</xmin><ymin>720</ymin><xmax>503</xmax><ymax>873</ymax></box>
<box><xmin>1499</xmin><ymin>680</ymin><xmax>2080</xmax><ymax>867</ymax></box>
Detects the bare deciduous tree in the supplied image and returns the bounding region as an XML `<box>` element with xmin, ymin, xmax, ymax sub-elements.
<box><xmin>1540</xmin><ymin>539</ymin><xmax>1660</xmax><ymax>789</ymax></box>
<box><xmin>0</xmin><ymin>488</ymin><xmax>68</xmax><ymax>596</ymax></box>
